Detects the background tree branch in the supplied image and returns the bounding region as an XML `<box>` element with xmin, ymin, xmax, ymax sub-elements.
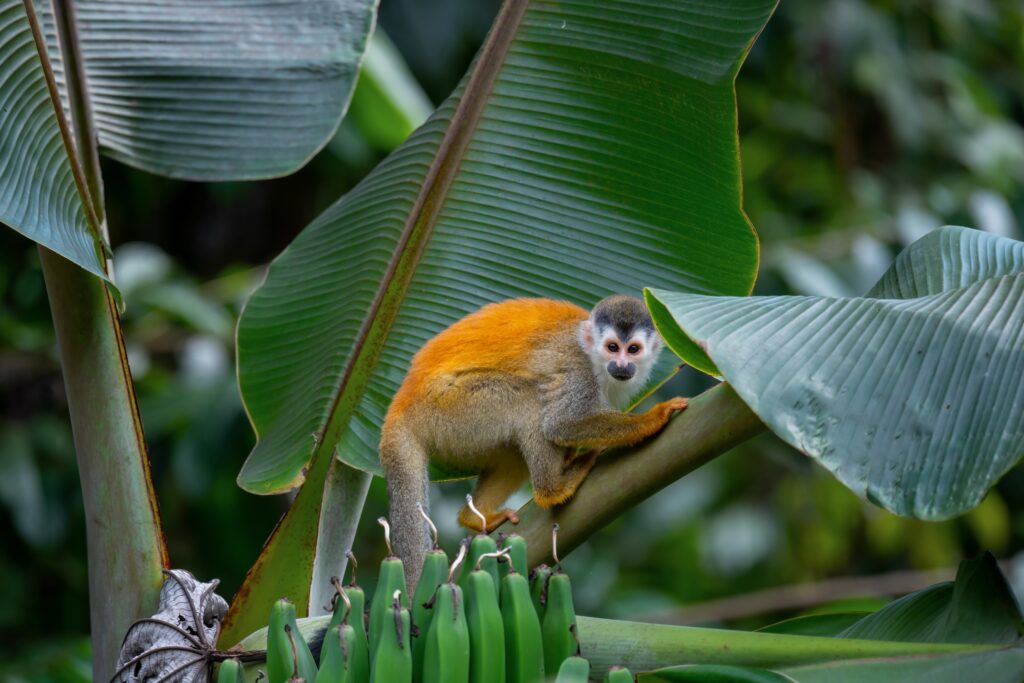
<box><xmin>638</xmin><ymin>565</ymin><xmax>999</xmax><ymax>625</ymax></box>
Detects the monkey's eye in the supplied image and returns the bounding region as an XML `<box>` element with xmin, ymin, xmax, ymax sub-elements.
<box><xmin>628</xmin><ymin>344</ymin><xmax>640</xmax><ymax>354</ymax></box>
<box><xmin>607</xmin><ymin>342</ymin><xmax>619</xmax><ymax>352</ymax></box>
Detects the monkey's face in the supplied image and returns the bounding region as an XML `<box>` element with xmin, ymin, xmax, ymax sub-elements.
<box><xmin>579</xmin><ymin>317</ymin><xmax>662</xmax><ymax>383</ymax></box>
<box><xmin>595</xmin><ymin>328</ymin><xmax>659</xmax><ymax>381</ymax></box>
<box><xmin>578</xmin><ymin>295</ymin><xmax>665</xmax><ymax>407</ymax></box>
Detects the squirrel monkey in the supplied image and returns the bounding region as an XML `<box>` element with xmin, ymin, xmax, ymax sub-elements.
<box><xmin>380</xmin><ymin>295</ymin><xmax>688</xmax><ymax>586</ymax></box>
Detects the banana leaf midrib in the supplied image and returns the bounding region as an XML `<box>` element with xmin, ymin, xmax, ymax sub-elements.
<box><xmin>21</xmin><ymin>0</ymin><xmax>108</xmax><ymax>273</ymax></box>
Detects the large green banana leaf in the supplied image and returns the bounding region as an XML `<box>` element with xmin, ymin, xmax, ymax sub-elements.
<box><xmin>345</xmin><ymin>28</ymin><xmax>432</xmax><ymax>150</ymax></box>
<box><xmin>1</xmin><ymin>0</ymin><xmax>376</xmax><ymax>282</ymax></box>
<box><xmin>836</xmin><ymin>552</ymin><xmax>1023</xmax><ymax>644</ymax></box>
<box><xmin>0</xmin><ymin>0</ymin><xmax>105</xmax><ymax>279</ymax></box>
<box><xmin>647</xmin><ymin>227</ymin><xmax>1024</xmax><ymax>519</ymax></box>
<box><xmin>867</xmin><ymin>224</ymin><xmax>1024</xmax><ymax>297</ymax></box>
<box><xmin>236</xmin><ymin>0</ymin><xmax>774</xmax><ymax>495</ymax></box>
<box><xmin>38</xmin><ymin>0</ymin><xmax>377</xmax><ymax>181</ymax></box>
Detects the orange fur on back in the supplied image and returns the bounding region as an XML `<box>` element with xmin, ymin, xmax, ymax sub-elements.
<box><xmin>388</xmin><ymin>298</ymin><xmax>587</xmax><ymax>417</ymax></box>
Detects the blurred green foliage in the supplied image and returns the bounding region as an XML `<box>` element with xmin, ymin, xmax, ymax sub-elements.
<box><xmin>1</xmin><ymin>0</ymin><xmax>1022</xmax><ymax>677</ymax></box>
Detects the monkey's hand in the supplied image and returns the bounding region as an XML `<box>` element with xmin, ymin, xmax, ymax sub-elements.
<box><xmin>652</xmin><ymin>397</ymin><xmax>689</xmax><ymax>424</ymax></box>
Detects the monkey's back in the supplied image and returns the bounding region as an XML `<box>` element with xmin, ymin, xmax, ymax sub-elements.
<box><xmin>386</xmin><ymin>298</ymin><xmax>587</xmax><ymax>418</ymax></box>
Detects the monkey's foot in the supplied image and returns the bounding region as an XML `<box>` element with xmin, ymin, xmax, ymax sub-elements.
<box><xmin>458</xmin><ymin>506</ymin><xmax>520</xmax><ymax>533</ymax></box>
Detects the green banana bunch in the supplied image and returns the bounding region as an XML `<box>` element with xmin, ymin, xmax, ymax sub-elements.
<box><xmin>459</xmin><ymin>495</ymin><xmax>500</xmax><ymax>602</ymax></box>
<box><xmin>216</xmin><ymin>659</ymin><xmax>243</xmax><ymax>683</ymax></box>
<box><xmin>465</xmin><ymin>550</ymin><xmax>507</xmax><ymax>683</ymax></box>
<box><xmin>604</xmin><ymin>665</ymin><xmax>634</xmax><ymax>682</ymax></box>
<box><xmin>369</xmin><ymin>518</ymin><xmax>407</xmax><ymax>663</ymax></box>
<box><xmin>499</xmin><ymin>533</ymin><xmax>527</xmax><ymax>583</ymax></box>
<box><xmin>316</xmin><ymin>624</ymin><xmax>355</xmax><ymax>683</ymax></box>
<box><xmin>528</xmin><ymin>564</ymin><xmax>551</xmax><ymax>623</ymax></box>
<box><xmin>422</xmin><ymin>541</ymin><xmax>471</xmax><ymax>683</ymax></box>
<box><xmin>499</xmin><ymin>550</ymin><xmax>544</xmax><ymax>683</ymax></box>
<box><xmin>345</xmin><ymin>585</ymin><xmax>369</xmax><ymax>683</ymax></box>
<box><xmin>542</xmin><ymin>524</ymin><xmax>578</xmax><ymax>673</ymax></box>
<box><xmin>266</xmin><ymin>599</ymin><xmax>318</xmax><ymax>683</ymax></box>
<box><xmin>411</xmin><ymin>504</ymin><xmax>449</xmax><ymax>682</ymax></box>
<box><xmin>371</xmin><ymin>590</ymin><xmax>412</xmax><ymax>683</ymax></box>
<box><xmin>552</xmin><ymin>655</ymin><xmax>590</xmax><ymax>683</ymax></box>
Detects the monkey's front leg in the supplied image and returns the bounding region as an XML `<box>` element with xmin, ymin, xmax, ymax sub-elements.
<box><xmin>544</xmin><ymin>398</ymin><xmax>688</xmax><ymax>452</ymax></box>
<box><xmin>520</xmin><ymin>433</ymin><xmax>599</xmax><ymax>508</ymax></box>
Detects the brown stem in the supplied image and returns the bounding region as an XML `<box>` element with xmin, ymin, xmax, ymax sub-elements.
<box><xmin>345</xmin><ymin>550</ymin><xmax>358</xmax><ymax>586</ymax></box>
<box><xmin>284</xmin><ymin>624</ymin><xmax>300</xmax><ymax>680</ymax></box>
<box><xmin>378</xmin><ymin>517</ymin><xmax>393</xmax><ymax>556</ymax></box>
<box><xmin>638</xmin><ymin>563</ymin><xmax>1017</xmax><ymax>625</ymax></box>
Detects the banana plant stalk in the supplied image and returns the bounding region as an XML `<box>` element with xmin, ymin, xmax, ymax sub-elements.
<box><xmin>29</xmin><ymin>1</ymin><xmax>168</xmax><ymax>677</ymax></box>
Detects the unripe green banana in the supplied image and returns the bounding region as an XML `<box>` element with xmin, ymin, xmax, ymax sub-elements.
<box><xmin>420</xmin><ymin>540</ymin><xmax>470</xmax><ymax>683</ymax></box>
<box><xmin>464</xmin><ymin>552</ymin><xmax>506</xmax><ymax>683</ymax></box>
<box><xmin>528</xmin><ymin>564</ymin><xmax>551</xmax><ymax>623</ymax></box>
<box><xmin>421</xmin><ymin>582</ymin><xmax>470</xmax><ymax>683</ymax></box>
<box><xmin>371</xmin><ymin>590</ymin><xmax>412</xmax><ymax>683</ymax></box>
<box><xmin>541</xmin><ymin>572</ymin><xmax>578</xmax><ymax>673</ymax></box>
<box><xmin>316</xmin><ymin>624</ymin><xmax>355</xmax><ymax>683</ymax></box>
<box><xmin>325</xmin><ymin>554</ymin><xmax>369</xmax><ymax>683</ymax></box>
<box><xmin>551</xmin><ymin>598</ymin><xmax>587</xmax><ymax>683</ymax></box>
<box><xmin>411</xmin><ymin>505</ymin><xmax>449</xmax><ymax>683</ymax></box>
<box><xmin>267</xmin><ymin>599</ymin><xmax>318</xmax><ymax>683</ymax></box>
<box><xmin>499</xmin><ymin>533</ymin><xmax>527</xmax><ymax>584</ymax></box>
<box><xmin>320</xmin><ymin>582</ymin><xmax>367</xmax><ymax>683</ymax></box>
<box><xmin>461</xmin><ymin>534</ymin><xmax>499</xmax><ymax>600</ymax></box>
<box><xmin>604</xmin><ymin>665</ymin><xmax>634</xmax><ymax>682</ymax></box>
<box><xmin>327</xmin><ymin>559</ymin><xmax>358</xmax><ymax>635</ymax></box>
<box><xmin>459</xmin><ymin>496</ymin><xmax>500</xmax><ymax>601</ymax></box>
<box><xmin>345</xmin><ymin>589</ymin><xmax>369</xmax><ymax>682</ymax></box>
<box><xmin>216</xmin><ymin>659</ymin><xmax>243</xmax><ymax>683</ymax></box>
<box><xmin>553</xmin><ymin>656</ymin><xmax>590</xmax><ymax>683</ymax></box>
<box><xmin>369</xmin><ymin>518</ymin><xmax>407</xmax><ymax>663</ymax></box>
<box><xmin>499</xmin><ymin>568</ymin><xmax>544</xmax><ymax>683</ymax></box>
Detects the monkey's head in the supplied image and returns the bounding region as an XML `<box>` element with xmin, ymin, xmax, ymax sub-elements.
<box><xmin>579</xmin><ymin>295</ymin><xmax>664</xmax><ymax>394</ymax></box>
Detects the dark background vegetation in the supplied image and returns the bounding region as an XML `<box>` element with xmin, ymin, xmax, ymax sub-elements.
<box><xmin>2</xmin><ymin>0</ymin><xmax>1023</xmax><ymax>678</ymax></box>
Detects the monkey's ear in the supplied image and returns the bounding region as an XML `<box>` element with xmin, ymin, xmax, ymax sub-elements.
<box><xmin>648</xmin><ymin>329</ymin><xmax>665</xmax><ymax>355</ymax></box>
<box><xmin>577</xmin><ymin>319</ymin><xmax>595</xmax><ymax>352</ymax></box>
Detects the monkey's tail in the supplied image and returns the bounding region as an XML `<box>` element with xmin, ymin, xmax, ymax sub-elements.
<box><xmin>380</xmin><ymin>424</ymin><xmax>430</xmax><ymax>591</ymax></box>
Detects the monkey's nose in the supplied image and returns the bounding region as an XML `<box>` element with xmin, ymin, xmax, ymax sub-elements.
<box><xmin>607</xmin><ymin>361</ymin><xmax>636</xmax><ymax>381</ymax></box>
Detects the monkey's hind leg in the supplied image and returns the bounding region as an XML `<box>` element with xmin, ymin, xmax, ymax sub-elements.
<box><xmin>458</xmin><ymin>456</ymin><xmax>528</xmax><ymax>533</ymax></box>
<box><xmin>520</xmin><ymin>433</ymin><xmax>599</xmax><ymax>509</ymax></box>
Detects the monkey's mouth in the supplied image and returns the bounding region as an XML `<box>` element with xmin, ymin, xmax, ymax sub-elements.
<box><xmin>607</xmin><ymin>363</ymin><xmax>636</xmax><ymax>381</ymax></box>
